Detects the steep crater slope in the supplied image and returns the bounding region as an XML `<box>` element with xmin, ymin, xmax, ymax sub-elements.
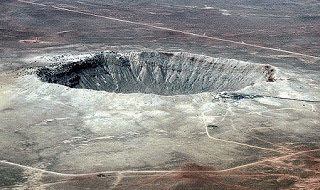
<box><xmin>37</xmin><ymin>51</ymin><xmax>276</xmax><ymax>95</ymax></box>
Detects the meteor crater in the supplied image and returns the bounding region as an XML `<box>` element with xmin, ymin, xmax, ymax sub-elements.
<box><xmin>37</xmin><ymin>51</ymin><xmax>276</xmax><ymax>95</ymax></box>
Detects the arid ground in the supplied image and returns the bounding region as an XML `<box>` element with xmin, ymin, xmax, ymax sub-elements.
<box><xmin>0</xmin><ymin>0</ymin><xmax>319</xmax><ymax>189</ymax></box>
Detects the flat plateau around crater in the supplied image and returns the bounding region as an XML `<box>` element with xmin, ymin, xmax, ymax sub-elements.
<box><xmin>0</xmin><ymin>0</ymin><xmax>320</xmax><ymax>189</ymax></box>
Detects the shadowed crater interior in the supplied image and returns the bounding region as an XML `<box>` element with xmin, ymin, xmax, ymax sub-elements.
<box><xmin>37</xmin><ymin>51</ymin><xmax>276</xmax><ymax>95</ymax></box>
